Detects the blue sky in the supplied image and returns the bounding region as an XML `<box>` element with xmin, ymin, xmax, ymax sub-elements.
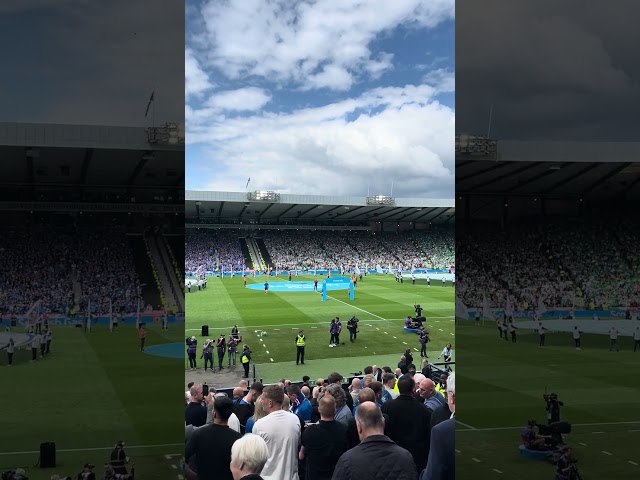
<box><xmin>186</xmin><ymin>0</ymin><xmax>455</xmax><ymax>198</ymax></box>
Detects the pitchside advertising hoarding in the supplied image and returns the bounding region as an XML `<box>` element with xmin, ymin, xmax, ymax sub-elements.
<box><xmin>1</xmin><ymin>311</ymin><xmax>185</xmax><ymax>327</ymax></box>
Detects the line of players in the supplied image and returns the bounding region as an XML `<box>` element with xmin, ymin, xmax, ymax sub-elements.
<box><xmin>2</xmin><ymin>325</ymin><xmax>53</xmax><ymax>366</ymax></box>
<box><xmin>489</xmin><ymin>313</ymin><xmax>640</xmax><ymax>351</ymax></box>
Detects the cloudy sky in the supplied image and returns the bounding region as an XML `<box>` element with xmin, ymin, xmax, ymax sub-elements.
<box><xmin>456</xmin><ymin>0</ymin><xmax>640</xmax><ymax>141</ymax></box>
<box><xmin>0</xmin><ymin>1</ymin><xmax>184</xmax><ymax>127</ymax></box>
<box><xmin>185</xmin><ymin>0</ymin><xmax>454</xmax><ymax>198</ymax></box>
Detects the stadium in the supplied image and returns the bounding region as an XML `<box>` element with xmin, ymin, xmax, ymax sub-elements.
<box><xmin>183</xmin><ymin>189</ymin><xmax>455</xmax><ymax>474</ymax></box>
<box><xmin>185</xmin><ymin>190</ymin><xmax>455</xmax><ymax>383</ymax></box>
<box><xmin>0</xmin><ymin>122</ymin><xmax>185</xmax><ymax>479</ymax></box>
<box><xmin>455</xmin><ymin>135</ymin><xmax>640</xmax><ymax>479</ymax></box>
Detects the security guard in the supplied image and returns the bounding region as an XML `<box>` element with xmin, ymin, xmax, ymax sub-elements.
<box><xmin>296</xmin><ymin>329</ymin><xmax>306</xmax><ymax>365</ymax></box>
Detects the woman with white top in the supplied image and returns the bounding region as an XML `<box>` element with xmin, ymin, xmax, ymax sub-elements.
<box><xmin>438</xmin><ymin>343</ymin><xmax>453</xmax><ymax>371</ymax></box>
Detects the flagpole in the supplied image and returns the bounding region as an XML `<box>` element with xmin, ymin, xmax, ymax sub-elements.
<box><xmin>109</xmin><ymin>298</ymin><xmax>113</xmax><ymax>332</ymax></box>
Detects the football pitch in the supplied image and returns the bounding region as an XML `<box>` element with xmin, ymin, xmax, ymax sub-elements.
<box><xmin>456</xmin><ymin>320</ymin><xmax>640</xmax><ymax>480</ymax></box>
<box><xmin>0</xmin><ymin>324</ymin><xmax>184</xmax><ymax>480</ymax></box>
<box><xmin>185</xmin><ymin>274</ymin><xmax>455</xmax><ymax>385</ymax></box>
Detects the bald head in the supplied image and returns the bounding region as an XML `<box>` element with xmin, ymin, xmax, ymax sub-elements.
<box><xmin>351</xmin><ymin>378</ymin><xmax>361</xmax><ymax>390</ymax></box>
<box><xmin>355</xmin><ymin>401</ymin><xmax>384</xmax><ymax>439</ymax></box>
<box><xmin>301</xmin><ymin>386</ymin><xmax>310</xmax><ymax>398</ymax></box>
<box><xmin>419</xmin><ymin>379</ymin><xmax>436</xmax><ymax>399</ymax></box>
<box><xmin>233</xmin><ymin>387</ymin><xmax>244</xmax><ymax>399</ymax></box>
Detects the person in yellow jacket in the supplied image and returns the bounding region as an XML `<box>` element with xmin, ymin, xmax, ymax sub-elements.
<box><xmin>241</xmin><ymin>344</ymin><xmax>251</xmax><ymax>379</ymax></box>
<box><xmin>296</xmin><ymin>329</ymin><xmax>306</xmax><ymax>365</ymax></box>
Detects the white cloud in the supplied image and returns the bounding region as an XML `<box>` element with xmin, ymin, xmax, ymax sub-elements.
<box><xmin>423</xmin><ymin>68</ymin><xmax>455</xmax><ymax>93</ymax></box>
<box><xmin>192</xmin><ymin>0</ymin><xmax>453</xmax><ymax>91</ymax></box>
<box><xmin>187</xmin><ymin>84</ymin><xmax>454</xmax><ymax>198</ymax></box>
<box><xmin>186</xmin><ymin>48</ymin><xmax>214</xmax><ymax>97</ymax></box>
<box><xmin>205</xmin><ymin>87</ymin><xmax>272</xmax><ymax>111</ymax></box>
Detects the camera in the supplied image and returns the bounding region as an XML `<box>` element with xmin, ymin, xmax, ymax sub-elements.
<box><xmin>202</xmin><ymin>383</ymin><xmax>209</xmax><ymax>396</ymax></box>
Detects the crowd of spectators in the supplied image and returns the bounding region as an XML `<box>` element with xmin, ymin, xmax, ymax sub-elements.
<box><xmin>184</xmin><ymin>362</ymin><xmax>455</xmax><ymax>480</ymax></box>
<box><xmin>0</xmin><ymin>227</ymin><xmax>75</xmax><ymax>315</ymax></box>
<box><xmin>457</xmin><ymin>220</ymin><xmax>640</xmax><ymax>310</ymax></box>
<box><xmin>186</xmin><ymin>229</ymin><xmax>455</xmax><ymax>275</ymax></box>
<box><xmin>0</xmin><ymin>226</ymin><xmax>144</xmax><ymax>316</ymax></box>
<box><xmin>185</xmin><ymin>232</ymin><xmax>244</xmax><ymax>275</ymax></box>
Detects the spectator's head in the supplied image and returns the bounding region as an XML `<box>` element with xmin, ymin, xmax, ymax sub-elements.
<box><xmin>357</xmin><ymin>387</ymin><xmax>376</xmax><ymax>405</ymax></box>
<box><xmin>323</xmin><ymin>383</ymin><xmax>347</xmax><ymax>408</ymax></box>
<box><xmin>413</xmin><ymin>373</ymin><xmax>426</xmax><ymax>386</ymax></box>
<box><xmin>318</xmin><ymin>395</ymin><xmax>337</xmax><ymax>420</ymax></box>
<box><xmin>372</xmin><ymin>365</ymin><xmax>378</xmax><ymax>373</ymax></box>
<box><xmin>190</xmin><ymin>384</ymin><xmax>203</xmax><ymax>402</ymax></box>
<box><xmin>260</xmin><ymin>385</ymin><xmax>284</xmax><ymax>414</ymax></box>
<box><xmin>301</xmin><ymin>386</ymin><xmax>311</xmax><ymax>399</ymax></box>
<box><xmin>440</xmin><ymin>373</ymin><xmax>448</xmax><ymax>387</ymax></box>
<box><xmin>422</xmin><ymin>358</ymin><xmax>429</xmax><ymax>367</ymax></box>
<box><xmin>212</xmin><ymin>396</ymin><xmax>234</xmax><ymax>424</ymax></box>
<box><xmin>351</xmin><ymin>377</ymin><xmax>361</xmax><ymax>390</ymax></box>
<box><xmin>281</xmin><ymin>394</ymin><xmax>290</xmax><ymax>411</ymax></box>
<box><xmin>316</xmin><ymin>378</ymin><xmax>325</xmax><ymax>387</ymax></box>
<box><xmin>238</xmin><ymin>379</ymin><xmax>248</xmax><ymax>390</ymax></box>
<box><xmin>284</xmin><ymin>379</ymin><xmax>292</xmax><ymax>387</ymax></box>
<box><xmin>302</xmin><ymin>375</ymin><xmax>310</xmax><ymax>384</ymax></box>
<box><xmin>394</xmin><ymin>368</ymin><xmax>402</xmax><ymax>377</ymax></box>
<box><xmin>230</xmin><ymin>433</ymin><xmax>268</xmax><ymax>480</ymax></box>
<box><xmin>252</xmin><ymin>395</ymin><xmax>267</xmax><ymax>424</ymax></box>
<box><xmin>248</xmin><ymin>382</ymin><xmax>263</xmax><ymax>402</ymax></box>
<box><xmin>447</xmin><ymin>372</ymin><xmax>456</xmax><ymax>413</ymax></box>
<box><xmin>363</xmin><ymin>366</ymin><xmax>373</xmax><ymax>375</ymax></box>
<box><xmin>382</xmin><ymin>373</ymin><xmax>396</xmax><ymax>388</ymax></box>
<box><xmin>232</xmin><ymin>387</ymin><xmax>244</xmax><ymax>400</ymax></box>
<box><xmin>362</xmin><ymin>374</ymin><xmax>375</xmax><ymax>388</ymax></box>
<box><xmin>286</xmin><ymin>384</ymin><xmax>301</xmax><ymax>404</ymax></box>
<box><xmin>407</xmin><ymin>364</ymin><xmax>417</xmax><ymax>376</ymax></box>
<box><xmin>369</xmin><ymin>381</ymin><xmax>383</xmax><ymax>401</ymax></box>
<box><xmin>327</xmin><ymin>372</ymin><xmax>343</xmax><ymax>384</ymax></box>
<box><xmin>418</xmin><ymin>378</ymin><xmax>436</xmax><ymax>400</ymax></box>
<box><xmin>355</xmin><ymin>401</ymin><xmax>385</xmax><ymax>440</ymax></box>
<box><xmin>382</xmin><ymin>366</ymin><xmax>392</xmax><ymax>374</ymax></box>
<box><xmin>397</xmin><ymin>376</ymin><xmax>415</xmax><ymax>396</ymax></box>
<box><xmin>187</xmin><ymin>382</ymin><xmax>194</xmax><ymax>390</ymax></box>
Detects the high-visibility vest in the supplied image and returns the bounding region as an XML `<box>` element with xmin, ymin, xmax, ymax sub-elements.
<box><xmin>296</xmin><ymin>335</ymin><xmax>306</xmax><ymax>347</ymax></box>
<box><xmin>241</xmin><ymin>354</ymin><xmax>249</xmax><ymax>364</ymax></box>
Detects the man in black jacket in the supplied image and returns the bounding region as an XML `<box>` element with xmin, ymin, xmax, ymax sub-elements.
<box><xmin>332</xmin><ymin>402</ymin><xmax>417</xmax><ymax>480</ymax></box>
<box><xmin>380</xmin><ymin>376</ymin><xmax>431</xmax><ymax>472</ymax></box>
<box><xmin>185</xmin><ymin>396</ymin><xmax>242</xmax><ymax>480</ymax></box>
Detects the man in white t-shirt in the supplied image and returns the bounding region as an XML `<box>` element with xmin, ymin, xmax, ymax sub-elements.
<box><xmin>253</xmin><ymin>384</ymin><xmax>301</xmax><ymax>480</ymax></box>
<box><xmin>609</xmin><ymin>327</ymin><xmax>619</xmax><ymax>351</ymax></box>
<box><xmin>537</xmin><ymin>322</ymin><xmax>547</xmax><ymax>347</ymax></box>
<box><xmin>573</xmin><ymin>326</ymin><xmax>582</xmax><ymax>350</ymax></box>
<box><xmin>633</xmin><ymin>327</ymin><xmax>640</xmax><ymax>352</ymax></box>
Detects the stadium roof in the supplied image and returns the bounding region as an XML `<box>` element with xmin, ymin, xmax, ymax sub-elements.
<box><xmin>456</xmin><ymin>138</ymin><xmax>640</xmax><ymax>199</ymax></box>
<box><xmin>186</xmin><ymin>191</ymin><xmax>455</xmax><ymax>224</ymax></box>
<box><xmin>0</xmin><ymin>122</ymin><xmax>184</xmax><ymax>188</ymax></box>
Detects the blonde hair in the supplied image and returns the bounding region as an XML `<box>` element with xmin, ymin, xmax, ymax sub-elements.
<box><xmin>252</xmin><ymin>395</ymin><xmax>267</xmax><ymax>424</ymax></box>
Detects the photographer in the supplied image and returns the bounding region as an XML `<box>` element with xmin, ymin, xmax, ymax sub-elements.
<box><xmin>186</xmin><ymin>336</ymin><xmax>197</xmax><ymax>370</ymax></box>
<box><xmin>109</xmin><ymin>442</ymin><xmax>129</xmax><ymax>476</ymax></box>
<box><xmin>555</xmin><ymin>447</ymin><xmax>581</xmax><ymax>480</ymax></box>
<box><xmin>347</xmin><ymin>316</ymin><xmax>359</xmax><ymax>342</ymax></box>
<box><xmin>202</xmin><ymin>339</ymin><xmax>214</xmax><ymax>372</ymax></box>
<box><xmin>544</xmin><ymin>393</ymin><xmax>563</xmax><ymax>425</ymax></box>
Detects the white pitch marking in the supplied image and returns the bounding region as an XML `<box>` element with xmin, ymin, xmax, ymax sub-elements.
<box><xmin>493</xmin><ymin>469</ymin><xmax>503</xmax><ymax>474</ymax></box>
<box><xmin>384</xmin><ymin>332</ymin><xmax>388</xmax><ymax>335</ymax></box>
<box><xmin>266</xmin><ymin>351</ymin><xmax>269</xmax><ymax>354</ymax></box>
<box><xmin>439</xmin><ymin>328</ymin><xmax>443</xmax><ymax>331</ymax></box>
<box><xmin>629</xmin><ymin>429</ymin><xmax>640</xmax><ymax>432</ymax></box>
<box><xmin>326</xmin><ymin>295</ymin><xmax>387</xmax><ymax>320</ymax></box>
<box><xmin>0</xmin><ymin>443</ymin><xmax>184</xmax><ymax>456</ymax></box>
<box><xmin>274</xmin><ymin>329</ymin><xmax>280</xmax><ymax>330</ymax></box>
<box><xmin>413</xmin><ymin>348</ymin><xmax>419</xmax><ymax>351</ymax></box>
<box><xmin>456</xmin><ymin>421</ymin><xmax>640</xmax><ymax>432</ymax></box>
<box><xmin>393</xmin><ymin>336</ymin><xmax>397</xmax><ymax>339</ymax></box>
<box><xmin>164</xmin><ymin>455</ymin><xmax>171</xmax><ymax>459</ymax></box>
<box><xmin>602</xmin><ymin>451</ymin><xmax>612</xmax><ymax>456</ymax></box>
<box><xmin>171</xmin><ymin>465</ymin><xmax>177</xmax><ymax>469</ymax></box>
<box><xmin>579</xmin><ymin>442</ymin><xmax>587</xmax><ymax>446</ymax></box>
<box><xmin>270</xmin><ymin>358</ymin><xmax>274</xmax><ymax>362</ymax></box>
<box><xmin>629</xmin><ymin>461</ymin><xmax>639</xmax><ymax>466</ymax></box>
<box><xmin>402</xmin><ymin>341</ymin><xmax>407</xmax><ymax>345</ymax></box>
<box><xmin>456</xmin><ymin>420</ymin><xmax>477</xmax><ymax>430</ymax></box>
<box><xmin>455</xmin><ymin>449</ymin><xmax>461</xmax><ymax>453</ymax></box>
<box><xmin>449</xmin><ymin>333</ymin><xmax>454</xmax><ymax>335</ymax></box>
<box><xmin>472</xmin><ymin>458</ymin><xmax>481</xmax><ymax>463</ymax></box>
<box><xmin>376</xmin><ymin>328</ymin><xmax>380</xmax><ymax>330</ymax></box>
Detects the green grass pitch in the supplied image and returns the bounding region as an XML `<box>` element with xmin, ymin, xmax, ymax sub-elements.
<box><xmin>0</xmin><ymin>323</ymin><xmax>185</xmax><ymax>480</ymax></box>
<box><xmin>185</xmin><ymin>274</ymin><xmax>455</xmax><ymax>385</ymax></box>
<box><xmin>456</xmin><ymin>319</ymin><xmax>640</xmax><ymax>480</ymax></box>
